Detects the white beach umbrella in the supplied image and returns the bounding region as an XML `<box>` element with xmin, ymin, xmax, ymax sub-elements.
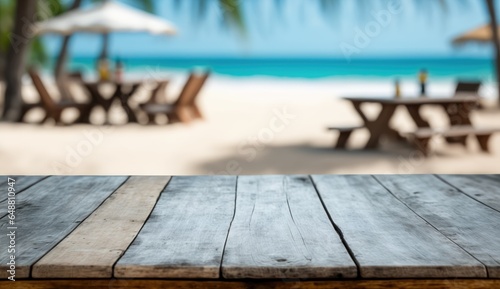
<box><xmin>35</xmin><ymin>1</ymin><xmax>177</xmax><ymax>36</ymax></box>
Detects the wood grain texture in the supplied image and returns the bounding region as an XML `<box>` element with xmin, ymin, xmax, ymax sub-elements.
<box><xmin>32</xmin><ymin>177</ymin><xmax>171</xmax><ymax>279</ymax></box>
<box><xmin>4</xmin><ymin>279</ymin><xmax>500</xmax><ymax>289</ymax></box>
<box><xmin>0</xmin><ymin>176</ymin><xmax>127</xmax><ymax>279</ymax></box>
<box><xmin>375</xmin><ymin>175</ymin><xmax>500</xmax><ymax>278</ymax></box>
<box><xmin>438</xmin><ymin>175</ymin><xmax>500</xmax><ymax>212</ymax></box>
<box><xmin>222</xmin><ymin>175</ymin><xmax>357</xmax><ymax>279</ymax></box>
<box><xmin>114</xmin><ymin>176</ymin><xmax>237</xmax><ymax>279</ymax></box>
<box><xmin>312</xmin><ymin>175</ymin><xmax>486</xmax><ymax>279</ymax></box>
<box><xmin>0</xmin><ymin>176</ymin><xmax>46</xmax><ymax>202</ymax></box>
<box><xmin>0</xmin><ymin>176</ymin><xmax>46</xmax><ymax>216</ymax></box>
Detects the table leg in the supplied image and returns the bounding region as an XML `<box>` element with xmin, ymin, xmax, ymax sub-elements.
<box><xmin>406</xmin><ymin>105</ymin><xmax>431</xmax><ymax>128</ymax></box>
<box><xmin>364</xmin><ymin>104</ymin><xmax>398</xmax><ymax>149</ymax></box>
<box><xmin>445</xmin><ymin>103</ymin><xmax>473</xmax><ymax>126</ymax></box>
<box><xmin>87</xmin><ymin>85</ymin><xmax>111</xmax><ymax>110</ymax></box>
<box><xmin>351</xmin><ymin>102</ymin><xmax>398</xmax><ymax>149</ymax></box>
<box><xmin>118</xmin><ymin>84</ymin><xmax>141</xmax><ymax>123</ymax></box>
<box><xmin>443</xmin><ymin>103</ymin><xmax>474</xmax><ymax>145</ymax></box>
<box><xmin>86</xmin><ymin>84</ymin><xmax>115</xmax><ymax>124</ymax></box>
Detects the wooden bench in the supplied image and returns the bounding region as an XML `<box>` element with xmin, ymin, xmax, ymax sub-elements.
<box><xmin>327</xmin><ymin>126</ymin><xmax>363</xmax><ymax>149</ymax></box>
<box><xmin>408</xmin><ymin>126</ymin><xmax>500</xmax><ymax>156</ymax></box>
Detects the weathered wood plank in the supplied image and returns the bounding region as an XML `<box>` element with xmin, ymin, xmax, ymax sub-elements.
<box><xmin>222</xmin><ymin>175</ymin><xmax>357</xmax><ymax>279</ymax></box>
<box><xmin>32</xmin><ymin>176</ymin><xmax>171</xmax><ymax>279</ymax></box>
<box><xmin>0</xmin><ymin>176</ymin><xmax>46</xmax><ymax>203</ymax></box>
<box><xmin>438</xmin><ymin>175</ymin><xmax>500</xmax><ymax>213</ymax></box>
<box><xmin>0</xmin><ymin>176</ymin><xmax>47</xmax><ymax>216</ymax></box>
<box><xmin>0</xmin><ymin>176</ymin><xmax>127</xmax><ymax>279</ymax></box>
<box><xmin>4</xmin><ymin>279</ymin><xmax>500</xmax><ymax>289</ymax></box>
<box><xmin>114</xmin><ymin>176</ymin><xmax>237</xmax><ymax>279</ymax></box>
<box><xmin>375</xmin><ymin>175</ymin><xmax>500</xmax><ymax>278</ymax></box>
<box><xmin>312</xmin><ymin>175</ymin><xmax>486</xmax><ymax>279</ymax></box>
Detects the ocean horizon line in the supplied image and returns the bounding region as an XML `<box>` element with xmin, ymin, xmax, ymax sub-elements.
<box><xmin>44</xmin><ymin>56</ymin><xmax>496</xmax><ymax>80</ymax></box>
<box><xmin>57</xmin><ymin>55</ymin><xmax>495</xmax><ymax>61</ymax></box>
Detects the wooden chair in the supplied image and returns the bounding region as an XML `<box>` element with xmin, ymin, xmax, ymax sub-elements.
<box><xmin>17</xmin><ymin>101</ymin><xmax>44</xmax><ymax>123</ymax></box>
<box><xmin>140</xmin><ymin>72</ymin><xmax>209</xmax><ymax>124</ymax></box>
<box><xmin>28</xmin><ymin>68</ymin><xmax>92</xmax><ymax>124</ymax></box>
<box><xmin>141</xmin><ymin>80</ymin><xmax>169</xmax><ymax>124</ymax></box>
<box><xmin>455</xmin><ymin>81</ymin><xmax>482</xmax><ymax>109</ymax></box>
<box><xmin>455</xmin><ymin>81</ymin><xmax>481</xmax><ymax>96</ymax></box>
<box><xmin>56</xmin><ymin>70</ymin><xmax>85</xmax><ymax>101</ymax></box>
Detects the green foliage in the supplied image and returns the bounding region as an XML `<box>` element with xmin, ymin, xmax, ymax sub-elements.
<box><xmin>218</xmin><ymin>0</ymin><xmax>245</xmax><ymax>32</ymax></box>
<box><xmin>0</xmin><ymin>0</ymin><xmax>65</xmax><ymax>64</ymax></box>
<box><xmin>0</xmin><ymin>0</ymin><xmax>15</xmax><ymax>55</ymax></box>
<box><xmin>92</xmin><ymin>0</ymin><xmax>155</xmax><ymax>12</ymax></box>
<box><xmin>0</xmin><ymin>0</ymin><xmax>154</xmax><ymax>65</ymax></box>
<box><xmin>174</xmin><ymin>0</ymin><xmax>245</xmax><ymax>35</ymax></box>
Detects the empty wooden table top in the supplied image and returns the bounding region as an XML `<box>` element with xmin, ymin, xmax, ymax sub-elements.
<box><xmin>1</xmin><ymin>175</ymin><xmax>499</xmax><ymax>289</ymax></box>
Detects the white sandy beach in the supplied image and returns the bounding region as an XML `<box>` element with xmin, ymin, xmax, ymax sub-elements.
<box><xmin>1</xmin><ymin>75</ymin><xmax>500</xmax><ymax>175</ymax></box>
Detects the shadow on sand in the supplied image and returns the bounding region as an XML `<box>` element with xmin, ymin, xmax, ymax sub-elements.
<box><xmin>197</xmin><ymin>142</ymin><xmax>427</xmax><ymax>175</ymax></box>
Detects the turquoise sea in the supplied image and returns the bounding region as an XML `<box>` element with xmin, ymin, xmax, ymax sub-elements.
<box><xmin>64</xmin><ymin>57</ymin><xmax>495</xmax><ymax>81</ymax></box>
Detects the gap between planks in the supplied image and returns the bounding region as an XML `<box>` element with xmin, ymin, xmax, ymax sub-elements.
<box><xmin>374</xmin><ymin>175</ymin><xmax>500</xmax><ymax>278</ymax></box>
<box><xmin>0</xmin><ymin>176</ymin><xmax>128</xmax><ymax>279</ymax></box>
<box><xmin>309</xmin><ymin>175</ymin><xmax>361</xmax><ymax>278</ymax></box>
<box><xmin>312</xmin><ymin>175</ymin><xmax>486</xmax><ymax>279</ymax></box>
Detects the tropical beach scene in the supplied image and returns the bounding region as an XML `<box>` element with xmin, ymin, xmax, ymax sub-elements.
<box><xmin>1</xmin><ymin>0</ymin><xmax>500</xmax><ymax>175</ymax></box>
<box><xmin>3</xmin><ymin>2</ymin><xmax>500</xmax><ymax>288</ymax></box>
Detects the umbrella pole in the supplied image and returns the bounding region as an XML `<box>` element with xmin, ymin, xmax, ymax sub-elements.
<box><xmin>100</xmin><ymin>0</ymin><xmax>111</xmax><ymax>60</ymax></box>
<box><xmin>100</xmin><ymin>33</ymin><xmax>110</xmax><ymax>61</ymax></box>
<box><xmin>54</xmin><ymin>0</ymin><xmax>83</xmax><ymax>79</ymax></box>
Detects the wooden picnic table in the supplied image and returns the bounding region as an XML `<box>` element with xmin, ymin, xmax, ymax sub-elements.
<box><xmin>81</xmin><ymin>80</ymin><xmax>143</xmax><ymax>123</ymax></box>
<box><xmin>1</xmin><ymin>175</ymin><xmax>500</xmax><ymax>289</ymax></box>
<box><xmin>343</xmin><ymin>96</ymin><xmax>479</xmax><ymax>149</ymax></box>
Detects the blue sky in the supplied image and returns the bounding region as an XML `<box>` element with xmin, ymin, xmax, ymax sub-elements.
<box><xmin>44</xmin><ymin>0</ymin><xmax>498</xmax><ymax>58</ymax></box>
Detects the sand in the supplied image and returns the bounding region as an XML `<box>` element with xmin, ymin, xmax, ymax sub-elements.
<box><xmin>1</xmin><ymin>75</ymin><xmax>500</xmax><ymax>175</ymax></box>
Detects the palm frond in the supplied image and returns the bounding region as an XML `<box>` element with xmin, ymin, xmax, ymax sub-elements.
<box><xmin>218</xmin><ymin>0</ymin><xmax>245</xmax><ymax>33</ymax></box>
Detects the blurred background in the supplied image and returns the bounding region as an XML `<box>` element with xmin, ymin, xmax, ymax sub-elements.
<box><xmin>1</xmin><ymin>0</ymin><xmax>500</xmax><ymax>175</ymax></box>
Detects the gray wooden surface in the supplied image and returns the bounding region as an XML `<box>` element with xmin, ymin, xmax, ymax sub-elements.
<box><xmin>312</xmin><ymin>175</ymin><xmax>485</xmax><ymax>278</ymax></box>
<box><xmin>0</xmin><ymin>176</ymin><xmax>45</xmax><ymax>203</ymax></box>
<box><xmin>32</xmin><ymin>177</ymin><xmax>171</xmax><ymax>279</ymax></box>
<box><xmin>222</xmin><ymin>175</ymin><xmax>357</xmax><ymax>279</ymax></box>
<box><xmin>0</xmin><ymin>176</ymin><xmax>46</xmax><ymax>217</ymax></box>
<box><xmin>0</xmin><ymin>176</ymin><xmax>127</xmax><ymax>279</ymax></box>
<box><xmin>1</xmin><ymin>175</ymin><xmax>499</xmax><ymax>281</ymax></box>
<box><xmin>438</xmin><ymin>175</ymin><xmax>500</xmax><ymax>213</ymax></box>
<box><xmin>375</xmin><ymin>175</ymin><xmax>500</xmax><ymax>278</ymax></box>
<box><xmin>114</xmin><ymin>176</ymin><xmax>237</xmax><ymax>279</ymax></box>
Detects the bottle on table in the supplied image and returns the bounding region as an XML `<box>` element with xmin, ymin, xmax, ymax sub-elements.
<box><xmin>97</xmin><ymin>58</ymin><xmax>110</xmax><ymax>81</ymax></box>
<box><xmin>115</xmin><ymin>58</ymin><xmax>124</xmax><ymax>83</ymax></box>
<box><xmin>395</xmin><ymin>79</ymin><xmax>401</xmax><ymax>99</ymax></box>
<box><xmin>419</xmin><ymin>69</ymin><xmax>428</xmax><ymax>97</ymax></box>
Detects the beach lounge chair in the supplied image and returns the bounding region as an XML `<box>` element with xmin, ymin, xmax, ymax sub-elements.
<box><xmin>28</xmin><ymin>68</ymin><xmax>92</xmax><ymax>124</ymax></box>
<box><xmin>57</xmin><ymin>71</ymin><xmax>85</xmax><ymax>102</ymax></box>
<box><xmin>140</xmin><ymin>71</ymin><xmax>209</xmax><ymax>124</ymax></box>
